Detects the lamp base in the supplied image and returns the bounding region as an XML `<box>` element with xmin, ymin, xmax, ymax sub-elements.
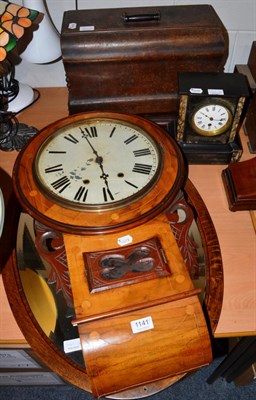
<box><xmin>0</xmin><ymin>122</ymin><xmax>38</xmax><ymax>151</ymax></box>
<box><xmin>7</xmin><ymin>83</ymin><xmax>35</xmax><ymax>113</ymax></box>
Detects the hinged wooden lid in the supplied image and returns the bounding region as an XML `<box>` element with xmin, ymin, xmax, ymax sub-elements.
<box><xmin>62</xmin><ymin>5</ymin><xmax>226</xmax><ymax>36</ymax></box>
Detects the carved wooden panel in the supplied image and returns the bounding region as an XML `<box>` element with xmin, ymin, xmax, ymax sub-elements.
<box><xmin>83</xmin><ymin>237</ymin><xmax>170</xmax><ymax>293</ymax></box>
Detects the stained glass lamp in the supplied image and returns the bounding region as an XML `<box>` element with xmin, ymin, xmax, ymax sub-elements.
<box><xmin>0</xmin><ymin>0</ymin><xmax>40</xmax><ymax>151</ymax></box>
<box><xmin>0</xmin><ymin>1</ymin><xmax>39</xmax><ymax>62</ymax></box>
<box><xmin>8</xmin><ymin>0</ymin><xmax>61</xmax><ymax>115</ymax></box>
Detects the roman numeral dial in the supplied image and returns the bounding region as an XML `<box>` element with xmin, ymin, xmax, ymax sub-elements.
<box><xmin>35</xmin><ymin>117</ymin><xmax>161</xmax><ymax>209</ymax></box>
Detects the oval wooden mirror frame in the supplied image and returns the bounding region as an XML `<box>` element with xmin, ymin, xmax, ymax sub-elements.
<box><xmin>1</xmin><ymin>178</ymin><xmax>223</xmax><ymax>398</ymax></box>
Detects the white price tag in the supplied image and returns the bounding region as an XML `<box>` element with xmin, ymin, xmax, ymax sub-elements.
<box><xmin>79</xmin><ymin>25</ymin><xmax>95</xmax><ymax>31</ymax></box>
<box><xmin>117</xmin><ymin>234</ymin><xmax>133</xmax><ymax>246</ymax></box>
<box><xmin>68</xmin><ymin>23</ymin><xmax>77</xmax><ymax>29</ymax></box>
<box><xmin>190</xmin><ymin>87</ymin><xmax>203</xmax><ymax>94</ymax></box>
<box><xmin>131</xmin><ymin>316</ymin><xmax>154</xmax><ymax>334</ymax></box>
<box><xmin>208</xmin><ymin>89</ymin><xmax>224</xmax><ymax>95</ymax></box>
<box><xmin>63</xmin><ymin>338</ymin><xmax>82</xmax><ymax>354</ymax></box>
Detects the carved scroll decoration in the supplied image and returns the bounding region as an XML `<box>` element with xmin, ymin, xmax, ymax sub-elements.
<box><xmin>166</xmin><ymin>189</ymin><xmax>199</xmax><ymax>279</ymax></box>
<box><xmin>34</xmin><ymin>220</ymin><xmax>74</xmax><ymax>309</ymax></box>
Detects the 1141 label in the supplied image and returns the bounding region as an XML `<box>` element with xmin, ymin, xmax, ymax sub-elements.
<box><xmin>130</xmin><ymin>316</ymin><xmax>154</xmax><ymax>334</ymax></box>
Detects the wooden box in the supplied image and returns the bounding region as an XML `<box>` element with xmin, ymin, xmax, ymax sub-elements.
<box><xmin>61</xmin><ymin>5</ymin><xmax>228</xmax><ymax>121</ymax></box>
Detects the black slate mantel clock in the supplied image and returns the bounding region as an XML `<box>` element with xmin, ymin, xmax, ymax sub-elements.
<box><xmin>175</xmin><ymin>72</ymin><xmax>250</xmax><ymax>164</ymax></box>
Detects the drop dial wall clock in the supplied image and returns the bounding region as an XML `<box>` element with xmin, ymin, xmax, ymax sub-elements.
<box><xmin>12</xmin><ymin>111</ymin><xmax>212</xmax><ymax>398</ymax></box>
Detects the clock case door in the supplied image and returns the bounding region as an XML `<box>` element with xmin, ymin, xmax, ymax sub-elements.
<box><xmin>175</xmin><ymin>72</ymin><xmax>250</xmax><ymax>164</ymax></box>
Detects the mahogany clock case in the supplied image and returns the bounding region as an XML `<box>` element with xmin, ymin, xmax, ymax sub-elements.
<box><xmin>61</xmin><ymin>4</ymin><xmax>228</xmax><ymax>122</ymax></box>
<box><xmin>222</xmin><ymin>157</ymin><xmax>256</xmax><ymax>211</ymax></box>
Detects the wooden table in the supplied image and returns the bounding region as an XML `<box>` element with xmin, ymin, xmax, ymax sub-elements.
<box><xmin>1</xmin><ymin>87</ymin><xmax>256</xmax><ymax>343</ymax></box>
<box><xmin>189</xmin><ymin>148</ymin><xmax>256</xmax><ymax>338</ymax></box>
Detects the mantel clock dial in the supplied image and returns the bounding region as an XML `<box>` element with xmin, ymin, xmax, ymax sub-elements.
<box><xmin>190</xmin><ymin>99</ymin><xmax>232</xmax><ymax>136</ymax></box>
<box><xmin>13</xmin><ymin>111</ymin><xmax>185</xmax><ymax>234</ymax></box>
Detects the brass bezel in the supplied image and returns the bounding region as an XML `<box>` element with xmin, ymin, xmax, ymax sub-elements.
<box><xmin>190</xmin><ymin>98</ymin><xmax>233</xmax><ymax>137</ymax></box>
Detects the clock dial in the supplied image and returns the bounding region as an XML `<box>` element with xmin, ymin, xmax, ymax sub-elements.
<box><xmin>34</xmin><ymin>118</ymin><xmax>161</xmax><ymax>210</ymax></box>
<box><xmin>191</xmin><ymin>102</ymin><xmax>232</xmax><ymax>136</ymax></box>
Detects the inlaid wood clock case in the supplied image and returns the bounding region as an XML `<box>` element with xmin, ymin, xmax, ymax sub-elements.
<box><xmin>4</xmin><ymin>111</ymin><xmax>224</xmax><ymax>398</ymax></box>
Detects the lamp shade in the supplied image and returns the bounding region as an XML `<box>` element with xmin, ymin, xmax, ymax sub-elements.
<box><xmin>0</xmin><ymin>0</ymin><xmax>39</xmax><ymax>61</ymax></box>
<box><xmin>21</xmin><ymin>0</ymin><xmax>61</xmax><ymax>64</ymax></box>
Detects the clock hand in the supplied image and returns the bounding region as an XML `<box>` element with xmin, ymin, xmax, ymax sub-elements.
<box><xmin>97</xmin><ymin>159</ymin><xmax>115</xmax><ymax>201</ymax></box>
<box><xmin>80</xmin><ymin>127</ymin><xmax>99</xmax><ymax>157</ymax></box>
<box><xmin>80</xmin><ymin>127</ymin><xmax>105</xmax><ymax>165</ymax></box>
<box><xmin>199</xmin><ymin>113</ymin><xmax>225</xmax><ymax>123</ymax></box>
<box><xmin>199</xmin><ymin>111</ymin><xmax>209</xmax><ymax>118</ymax></box>
<box><xmin>80</xmin><ymin>127</ymin><xmax>114</xmax><ymax>200</ymax></box>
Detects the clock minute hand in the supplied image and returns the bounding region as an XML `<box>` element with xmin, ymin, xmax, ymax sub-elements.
<box><xmin>80</xmin><ymin>127</ymin><xmax>99</xmax><ymax>156</ymax></box>
<box><xmin>80</xmin><ymin>127</ymin><xmax>106</xmax><ymax>166</ymax></box>
<box><xmin>199</xmin><ymin>111</ymin><xmax>209</xmax><ymax>118</ymax></box>
<box><xmin>80</xmin><ymin>128</ymin><xmax>106</xmax><ymax>174</ymax></box>
<box><xmin>80</xmin><ymin>127</ymin><xmax>114</xmax><ymax>201</ymax></box>
<box><xmin>199</xmin><ymin>112</ymin><xmax>225</xmax><ymax>123</ymax></box>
